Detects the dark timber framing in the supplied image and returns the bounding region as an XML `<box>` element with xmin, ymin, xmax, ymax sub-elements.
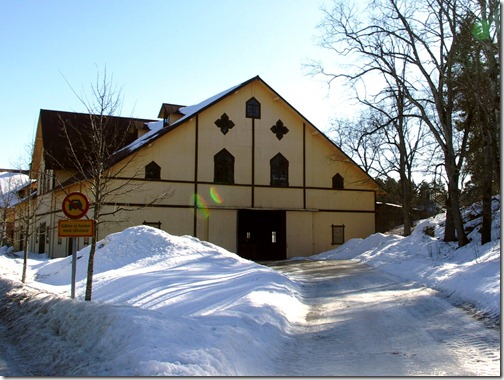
<box><xmin>251</xmin><ymin>118</ymin><xmax>255</xmax><ymax>208</ymax></box>
<box><xmin>193</xmin><ymin>115</ymin><xmax>199</xmax><ymax>237</ymax></box>
<box><xmin>303</xmin><ymin>122</ymin><xmax>306</xmax><ymax>209</ymax></box>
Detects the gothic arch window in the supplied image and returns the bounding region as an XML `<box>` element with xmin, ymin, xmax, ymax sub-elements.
<box><xmin>332</xmin><ymin>173</ymin><xmax>344</xmax><ymax>189</ymax></box>
<box><xmin>246</xmin><ymin>97</ymin><xmax>261</xmax><ymax>119</ymax></box>
<box><xmin>145</xmin><ymin>161</ymin><xmax>161</xmax><ymax>180</ymax></box>
<box><xmin>214</xmin><ymin>148</ymin><xmax>235</xmax><ymax>184</ymax></box>
<box><xmin>270</xmin><ymin>153</ymin><xmax>289</xmax><ymax>187</ymax></box>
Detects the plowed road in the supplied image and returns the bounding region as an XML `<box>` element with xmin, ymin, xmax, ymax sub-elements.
<box><xmin>267</xmin><ymin>260</ymin><xmax>500</xmax><ymax>376</ymax></box>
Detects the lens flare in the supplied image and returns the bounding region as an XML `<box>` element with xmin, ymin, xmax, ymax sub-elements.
<box><xmin>193</xmin><ymin>194</ymin><xmax>210</xmax><ymax>219</ymax></box>
<box><xmin>209</xmin><ymin>187</ymin><xmax>223</xmax><ymax>204</ymax></box>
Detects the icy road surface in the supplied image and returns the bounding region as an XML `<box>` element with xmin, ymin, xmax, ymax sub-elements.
<box><xmin>267</xmin><ymin>260</ymin><xmax>500</xmax><ymax>376</ymax></box>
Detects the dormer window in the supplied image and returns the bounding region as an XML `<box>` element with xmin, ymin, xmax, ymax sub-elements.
<box><xmin>246</xmin><ymin>97</ymin><xmax>261</xmax><ymax>119</ymax></box>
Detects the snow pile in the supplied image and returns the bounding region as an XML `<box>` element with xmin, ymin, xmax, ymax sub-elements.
<box><xmin>313</xmin><ymin>196</ymin><xmax>501</xmax><ymax>318</ymax></box>
<box><xmin>0</xmin><ymin>227</ymin><xmax>305</xmax><ymax>376</ymax></box>
<box><xmin>0</xmin><ymin>197</ymin><xmax>500</xmax><ymax>375</ymax></box>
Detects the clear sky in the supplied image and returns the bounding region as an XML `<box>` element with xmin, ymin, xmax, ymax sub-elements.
<box><xmin>1</xmin><ymin>0</ymin><xmax>354</xmax><ymax>169</ymax></box>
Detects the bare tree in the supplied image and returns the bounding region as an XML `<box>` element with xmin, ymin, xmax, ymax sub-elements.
<box><xmin>54</xmin><ymin>69</ymin><xmax>170</xmax><ymax>300</ymax></box>
<box><xmin>309</xmin><ymin>0</ymin><xmax>478</xmax><ymax>246</ymax></box>
<box><xmin>5</xmin><ymin>145</ymin><xmax>47</xmax><ymax>283</ymax></box>
<box><xmin>329</xmin><ymin>113</ymin><xmax>386</xmax><ymax>178</ymax></box>
<box><xmin>0</xmin><ymin>171</ymin><xmax>28</xmax><ymax>246</ymax></box>
<box><xmin>313</xmin><ymin>1</ymin><xmax>430</xmax><ymax>236</ymax></box>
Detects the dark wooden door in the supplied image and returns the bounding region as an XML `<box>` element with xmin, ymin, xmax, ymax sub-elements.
<box><xmin>237</xmin><ymin>210</ymin><xmax>286</xmax><ymax>261</ymax></box>
<box><xmin>38</xmin><ymin>223</ymin><xmax>46</xmax><ymax>254</ymax></box>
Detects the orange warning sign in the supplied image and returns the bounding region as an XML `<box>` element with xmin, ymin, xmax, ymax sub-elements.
<box><xmin>58</xmin><ymin>219</ymin><xmax>95</xmax><ymax>237</ymax></box>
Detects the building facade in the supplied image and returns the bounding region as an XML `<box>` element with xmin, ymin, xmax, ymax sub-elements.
<box><xmin>17</xmin><ymin>76</ymin><xmax>381</xmax><ymax>260</ymax></box>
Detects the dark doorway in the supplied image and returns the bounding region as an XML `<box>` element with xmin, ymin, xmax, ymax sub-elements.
<box><xmin>67</xmin><ymin>237</ymin><xmax>73</xmax><ymax>257</ymax></box>
<box><xmin>237</xmin><ymin>210</ymin><xmax>286</xmax><ymax>261</ymax></box>
<box><xmin>38</xmin><ymin>223</ymin><xmax>46</xmax><ymax>254</ymax></box>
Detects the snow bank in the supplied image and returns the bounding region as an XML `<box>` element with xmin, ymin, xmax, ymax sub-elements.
<box><xmin>0</xmin><ymin>226</ymin><xmax>306</xmax><ymax>376</ymax></box>
<box><xmin>314</xmin><ymin>196</ymin><xmax>501</xmax><ymax>318</ymax></box>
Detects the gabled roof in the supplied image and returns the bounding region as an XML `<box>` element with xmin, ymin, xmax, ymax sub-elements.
<box><xmin>109</xmin><ymin>75</ymin><xmax>379</xmax><ymax>190</ymax></box>
<box><xmin>95</xmin><ymin>75</ymin><xmax>379</xmax><ymax>188</ymax></box>
<box><xmin>158</xmin><ymin>103</ymin><xmax>185</xmax><ymax>119</ymax></box>
<box><xmin>109</xmin><ymin>77</ymin><xmax>252</xmax><ymax>164</ymax></box>
<box><xmin>36</xmin><ymin>109</ymin><xmax>155</xmax><ymax>171</ymax></box>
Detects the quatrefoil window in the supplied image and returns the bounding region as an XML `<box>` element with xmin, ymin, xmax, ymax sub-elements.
<box><xmin>270</xmin><ymin>119</ymin><xmax>289</xmax><ymax>140</ymax></box>
<box><xmin>215</xmin><ymin>113</ymin><xmax>235</xmax><ymax>135</ymax></box>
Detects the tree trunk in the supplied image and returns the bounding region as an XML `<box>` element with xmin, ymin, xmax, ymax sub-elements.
<box><xmin>444</xmin><ymin>162</ymin><xmax>468</xmax><ymax>247</ymax></box>
<box><xmin>21</xmin><ymin>225</ymin><xmax>29</xmax><ymax>283</ymax></box>
<box><xmin>480</xmin><ymin>137</ymin><xmax>493</xmax><ymax>245</ymax></box>
<box><xmin>398</xmin><ymin>128</ymin><xmax>412</xmax><ymax>236</ymax></box>
<box><xmin>400</xmin><ymin>173</ymin><xmax>412</xmax><ymax>236</ymax></box>
<box><xmin>84</xmin><ymin>237</ymin><xmax>96</xmax><ymax>301</ymax></box>
<box><xmin>444</xmin><ymin>193</ymin><xmax>456</xmax><ymax>242</ymax></box>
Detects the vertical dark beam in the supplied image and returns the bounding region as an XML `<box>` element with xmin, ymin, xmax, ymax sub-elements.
<box><xmin>251</xmin><ymin>118</ymin><xmax>255</xmax><ymax>207</ymax></box>
<box><xmin>303</xmin><ymin>122</ymin><xmax>306</xmax><ymax>209</ymax></box>
<box><xmin>193</xmin><ymin>115</ymin><xmax>199</xmax><ymax>237</ymax></box>
<box><xmin>374</xmin><ymin>190</ymin><xmax>377</xmax><ymax>233</ymax></box>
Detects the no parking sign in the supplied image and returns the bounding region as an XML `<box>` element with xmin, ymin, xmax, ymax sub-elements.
<box><xmin>58</xmin><ymin>192</ymin><xmax>94</xmax><ymax>238</ymax></box>
<box><xmin>62</xmin><ymin>192</ymin><xmax>90</xmax><ymax>219</ymax></box>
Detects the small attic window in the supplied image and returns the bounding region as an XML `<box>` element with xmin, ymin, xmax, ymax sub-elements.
<box><xmin>145</xmin><ymin>161</ymin><xmax>161</xmax><ymax>180</ymax></box>
<box><xmin>246</xmin><ymin>97</ymin><xmax>261</xmax><ymax>119</ymax></box>
<box><xmin>332</xmin><ymin>173</ymin><xmax>344</xmax><ymax>189</ymax></box>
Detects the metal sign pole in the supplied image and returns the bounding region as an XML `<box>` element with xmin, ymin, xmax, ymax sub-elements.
<box><xmin>60</xmin><ymin>192</ymin><xmax>91</xmax><ymax>300</ymax></box>
<box><xmin>71</xmin><ymin>237</ymin><xmax>77</xmax><ymax>299</ymax></box>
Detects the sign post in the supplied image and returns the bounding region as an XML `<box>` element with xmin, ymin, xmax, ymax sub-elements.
<box><xmin>58</xmin><ymin>192</ymin><xmax>94</xmax><ymax>299</ymax></box>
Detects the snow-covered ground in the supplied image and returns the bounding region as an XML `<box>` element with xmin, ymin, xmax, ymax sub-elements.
<box><xmin>0</xmin><ymin>197</ymin><xmax>500</xmax><ymax>376</ymax></box>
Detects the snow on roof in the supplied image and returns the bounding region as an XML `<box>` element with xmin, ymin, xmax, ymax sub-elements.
<box><xmin>376</xmin><ymin>202</ymin><xmax>403</xmax><ymax>208</ymax></box>
<box><xmin>117</xmin><ymin>119</ymin><xmax>164</xmax><ymax>154</ymax></box>
<box><xmin>112</xmin><ymin>79</ymin><xmax>249</xmax><ymax>160</ymax></box>
<box><xmin>0</xmin><ymin>172</ymin><xmax>32</xmax><ymax>207</ymax></box>
<box><xmin>173</xmin><ymin>82</ymin><xmax>243</xmax><ymax>126</ymax></box>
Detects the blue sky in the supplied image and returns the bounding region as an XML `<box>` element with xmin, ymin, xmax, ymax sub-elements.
<box><xmin>1</xmin><ymin>0</ymin><xmax>354</xmax><ymax>168</ymax></box>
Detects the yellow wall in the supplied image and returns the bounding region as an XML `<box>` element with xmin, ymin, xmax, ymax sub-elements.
<box><xmin>286</xmin><ymin>211</ymin><xmax>314</xmax><ymax>258</ymax></box>
<box><xmin>306</xmin><ymin>189</ymin><xmax>375</xmax><ymax>211</ymax></box>
<box><xmin>207</xmin><ymin>209</ymin><xmax>237</xmax><ymax>253</ymax></box>
<box><xmin>30</xmin><ymin>78</ymin><xmax>379</xmax><ymax>259</ymax></box>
